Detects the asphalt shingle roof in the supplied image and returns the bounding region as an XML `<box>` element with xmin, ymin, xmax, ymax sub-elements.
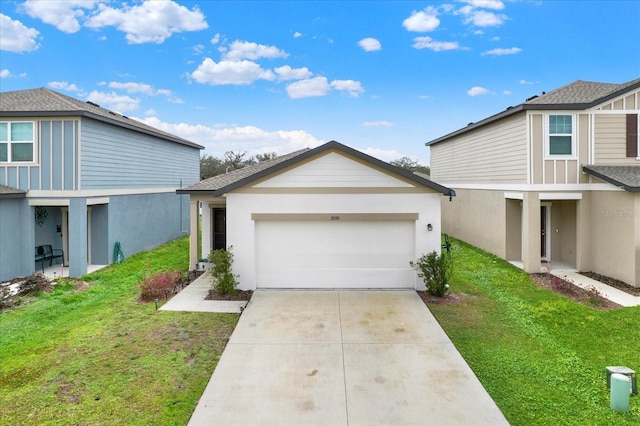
<box><xmin>427</xmin><ymin>77</ymin><xmax>640</xmax><ymax>146</ymax></box>
<box><xmin>179</xmin><ymin>140</ymin><xmax>455</xmax><ymax>197</ymax></box>
<box><xmin>583</xmin><ymin>165</ymin><xmax>640</xmax><ymax>192</ymax></box>
<box><xmin>526</xmin><ymin>78</ymin><xmax>640</xmax><ymax>106</ymax></box>
<box><xmin>0</xmin><ymin>184</ymin><xmax>27</xmax><ymax>198</ymax></box>
<box><xmin>0</xmin><ymin>88</ymin><xmax>203</xmax><ymax>149</ymax></box>
<box><xmin>183</xmin><ymin>149</ymin><xmax>310</xmax><ymax>192</ymax></box>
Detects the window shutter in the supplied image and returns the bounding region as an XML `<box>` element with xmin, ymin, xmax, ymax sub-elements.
<box><xmin>627</xmin><ymin>114</ymin><xmax>638</xmax><ymax>158</ymax></box>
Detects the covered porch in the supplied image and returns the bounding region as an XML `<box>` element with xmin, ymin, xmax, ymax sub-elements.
<box><xmin>188</xmin><ymin>195</ymin><xmax>227</xmax><ymax>270</ymax></box>
<box><xmin>504</xmin><ymin>191</ymin><xmax>584</xmax><ymax>274</ymax></box>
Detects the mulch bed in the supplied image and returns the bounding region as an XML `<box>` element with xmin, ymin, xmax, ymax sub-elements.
<box><xmin>206</xmin><ymin>289</ymin><xmax>253</xmax><ymax>301</ymax></box>
<box><xmin>530</xmin><ymin>273</ymin><xmax>621</xmax><ymax>310</ymax></box>
<box><xmin>579</xmin><ymin>271</ymin><xmax>640</xmax><ymax>296</ymax></box>
<box><xmin>417</xmin><ymin>291</ymin><xmax>462</xmax><ymax>306</ymax></box>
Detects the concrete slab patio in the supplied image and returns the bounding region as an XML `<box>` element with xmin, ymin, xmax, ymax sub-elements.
<box><xmin>188</xmin><ymin>290</ymin><xmax>508</xmax><ymax>426</ymax></box>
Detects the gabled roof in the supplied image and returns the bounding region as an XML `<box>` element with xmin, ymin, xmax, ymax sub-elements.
<box><xmin>583</xmin><ymin>165</ymin><xmax>640</xmax><ymax>192</ymax></box>
<box><xmin>0</xmin><ymin>88</ymin><xmax>203</xmax><ymax>149</ymax></box>
<box><xmin>0</xmin><ymin>184</ymin><xmax>27</xmax><ymax>199</ymax></box>
<box><xmin>427</xmin><ymin>77</ymin><xmax>640</xmax><ymax>146</ymax></box>
<box><xmin>178</xmin><ymin>140</ymin><xmax>455</xmax><ymax>197</ymax></box>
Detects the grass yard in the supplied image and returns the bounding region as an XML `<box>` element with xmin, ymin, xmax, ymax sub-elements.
<box><xmin>429</xmin><ymin>238</ymin><xmax>639</xmax><ymax>425</ymax></box>
<box><xmin>0</xmin><ymin>237</ymin><xmax>238</xmax><ymax>425</ymax></box>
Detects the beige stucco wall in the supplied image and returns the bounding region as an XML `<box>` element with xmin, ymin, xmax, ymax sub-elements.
<box><xmin>589</xmin><ymin>191</ymin><xmax>637</xmax><ymax>287</ymax></box>
<box><xmin>440</xmin><ymin>188</ymin><xmax>507</xmax><ymax>258</ymax></box>
<box><xmin>549</xmin><ymin>200</ymin><xmax>577</xmax><ymax>267</ymax></box>
<box><xmin>430</xmin><ymin>112</ymin><xmax>528</xmax><ymax>184</ymax></box>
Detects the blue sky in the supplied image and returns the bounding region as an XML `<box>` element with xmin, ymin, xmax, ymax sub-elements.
<box><xmin>1</xmin><ymin>0</ymin><xmax>639</xmax><ymax>165</ymax></box>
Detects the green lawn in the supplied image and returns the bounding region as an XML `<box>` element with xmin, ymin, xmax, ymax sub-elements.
<box><xmin>0</xmin><ymin>237</ymin><xmax>238</xmax><ymax>425</ymax></box>
<box><xmin>429</xmin><ymin>238</ymin><xmax>639</xmax><ymax>425</ymax></box>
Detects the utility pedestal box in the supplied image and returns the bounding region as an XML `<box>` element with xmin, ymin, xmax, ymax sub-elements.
<box><xmin>606</xmin><ymin>366</ymin><xmax>637</xmax><ymax>395</ymax></box>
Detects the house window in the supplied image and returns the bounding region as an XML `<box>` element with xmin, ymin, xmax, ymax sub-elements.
<box><xmin>548</xmin><ymin>115</ymin><xmax>573</xmax><ymax>156</ymax></box>
<box><xmin>0</xmin><ymin>121</ymin><xmax>35</xmax><ymax>162</ymax></box>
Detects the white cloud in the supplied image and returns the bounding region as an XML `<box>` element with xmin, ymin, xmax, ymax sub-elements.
<box><xmin>274</xmin><ymin>65</ymin><xmax>313</xmax><ymax>81</ymax></box>
<box><xmin>286</xmin><ymin>77</ymin><xmax>331</xmax><ymax>99</ymax></box>
<box><xmin>362</xmin><ymin>121</ymin><xmax>395</xmax><ymax>127</ymax></box>
<box><xmin>503</xmin><ymin>90</ymin><xmax>512</xmax><ymax>95</ymax></box>
<box><xmin>519</xmin><ymin>79</ymin><xmax>534</xmax><ymax>85</ymax></box>
<box><xmin>85</xmin><ymin>1</ymin><xmax>208</xmax><ymax>44</ymax></box>
<box><xmin>0</xmin><ymin>69</ymin><xmax>11</xmax><ymax>78</ymax></box>
<box><xmin>48</xmin><ymin>81</ymin><xmax>82</xmax><ymax>92</ymax></box>
<box><xmin>23</xmin><ymin>0</ymin><xmax>96</xmax><ymax>33</ymax></box>
<box><xmin>464</xmin><ymin>10</ymin><xmax>506</xmax><ymax>27</ymax></box>
<box><xmin>412</xmin><ymin>36</ymin><xmax>462</xmax><ymax>52</ymax></box>
<box><xmin>223</xmin><ymin>40</ymin><xmax>288</xmax><ymax>61</ymax></box>
<box><xmin>482</xmin><ymin>47</ymin><xmax>522</xmax><ymax>56</ymax></box>
<box><xmin>358</xmin><ymin>37</ymin><xmax>381</xmax><ymax>52</ymax></box>
<box><xmin>86</xmin><ymin>90</ymin><xmax>140</xmax><ymax>112</ymax></box>
<box><xmin>361</xmin><ymin>147</ymin><xmax>408</xmax><ymax>163</ymax></box>
<box><xmin>138</xmin><ymin>117</ymin><xmax>324</xmax><ymax>155</ymax></box>
<box><xmin>190</xmin><ymin>58</ymin><xmax>276</xmax><ymax>85</ymax></box>
<box><xmin>0</xmin><ymin>14</ymin><xmax>40</xmax><ymax>52</ymax></box>
<box><xmin>331</xmin><ymin>79</ymin><xmax>364</xmax><ymax>97</ymax></box>
<box><xmin>467</xmin><ymin>86</ymin><xmax>490</xmax><ymax>96</ymax></box>
<box><xmin>403</xmin><ymin>7</ymin><xmax>440</xmax><ymax>32</ymax></box>
<box><xmin>460</xmin><ymin>0</ymin><xmax>504</xmax><ymax>10</ymax></box>
<box><xmin>211</xmin><ymin>33</ymin><xmax>220</xmax><ymax>44</ymax></box>
<box><xmin>293</xmin><ymin>31</ymin><xmax>302</xmax><ymax>38</ymax></box>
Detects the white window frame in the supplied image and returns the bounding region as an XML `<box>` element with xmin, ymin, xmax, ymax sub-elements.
<box><xmin>0</xmin><ymin>121</ymin><xmax>36</xmax><ymax>164</ymax></box>
<box><xmin>544</xmin><ymin>113</ymin><xmax>576</xmax><ymax>159</ymax></box>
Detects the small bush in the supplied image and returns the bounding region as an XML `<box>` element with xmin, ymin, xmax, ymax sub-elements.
<box><xmin>139</xmin><ymin>269</ymin><xmax>182</xmax><ymax>302</ymax></box>
<box><xmin>411</xmin><ymin>250</ymin><xmax>453</xmax><ymax>297</ymax></box>
<box><xmin>208</xmin><ymin>246</ymin><xmax>238</xmax><ymax>296</ymax></box>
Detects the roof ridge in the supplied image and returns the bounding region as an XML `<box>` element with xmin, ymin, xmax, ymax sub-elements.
<box><xmin>40</xmin><ymin>87</ymin><xmax>87</xmax><ymax>110</ymax></box>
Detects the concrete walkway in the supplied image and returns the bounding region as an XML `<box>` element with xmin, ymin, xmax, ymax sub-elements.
<box><xmin>160</xmin><ymin>272</ymin><xmax>248</xmax><ymax>313</ymax></box>
<box><xmin>187</xmin><ymin>290</ymin><xmax>508</xmax><ymax>426</ymax></box>
<box><xmin>550</xmin><ymin>270</ymin><xmax>640</xmax><ymax>307</ymax></box>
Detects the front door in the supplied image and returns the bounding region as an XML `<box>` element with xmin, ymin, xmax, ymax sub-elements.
<box><xmin>541</xmin><ymin>204</ymin><xmax>551</xmax><ymax>261</ymax></box>
<box><xmin>212</xmin><ymin>208</ymin><xmax>226</xmax><ymax>250</ymax></box>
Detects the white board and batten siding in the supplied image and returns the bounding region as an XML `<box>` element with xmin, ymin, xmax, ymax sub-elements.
<box><xmin>430</xmin><ymin>112</ymin><xmax>528</xmax><ymax>184</ymax></box>
<box><xmin>227</xmin><ymin>151</ymin><xmax>443</xmax><ymax>290</ymax></box>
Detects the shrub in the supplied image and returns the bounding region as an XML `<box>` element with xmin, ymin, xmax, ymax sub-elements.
<box><xmin>208</xmin><ymin>246</ymin><xmax>238</xmax><ymax>296</ymax></box>
<box><xmin>139</xmin><ymin>269</ymin><xmax>182</xmax><ymax>302</ymax></box>
<box><xmin>410</xmin><ymin>250</ymin><xmax>453</xmax><ymax>297</ymax></box>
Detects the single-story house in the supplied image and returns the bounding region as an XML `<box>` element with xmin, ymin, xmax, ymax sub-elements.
<box><xmin>178</xmin><ymin>140</ymin><xmax>455</xmax><ymax>290</ymax></box>
<box><xmin>0</xmin><ymin>88</ymin><xmax>202</xmax><ymax>281</ymax></box>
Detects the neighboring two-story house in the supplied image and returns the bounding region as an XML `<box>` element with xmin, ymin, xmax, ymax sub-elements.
<box><xmin>0</xmin><ymin>88</ymin><xmax>202</xmax><ymax>282</ymax></box>
<box><xmin>428</xmin><ymin>78</ymin><xmax>640</xmax><ymax>288</ymax></box>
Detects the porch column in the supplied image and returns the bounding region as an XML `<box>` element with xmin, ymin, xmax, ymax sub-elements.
<box><xmin>189</xmin><ymin>199</ymin><xmax>199</xmax><ymax>270</ymax></box>
<box><xmin>522</xmin><ymin>191</ymin><xmax>541</xmax><ymax>273</ymax></box>
<box><xmin>575</xmin><ymin>193</ymin><xmax>591</xmax><ymax>273</ymax></box>
<box><xmin>68</xmin><ymin>198</ymin><xmax>88</xmax><ymax>277</ymax></box>
<box><xmin>201</xmin><ymin>202</ymin><xmax>212</xmax><ymax>259</ymax></box>
<box><xmin>635</xmin><ymin>193</ymin><xmax>640</xmax><ymax>288</ymax></box>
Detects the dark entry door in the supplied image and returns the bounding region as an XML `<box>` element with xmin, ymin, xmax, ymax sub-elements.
<box><xmin>212</xmin><ymin>208</ymin><xmax>226</xmax><ymax>250</ymax></box>
<box><xmin>540</xmin><ymin>205</ymin><xmax>547</xmax><ymax>258</ymax></box>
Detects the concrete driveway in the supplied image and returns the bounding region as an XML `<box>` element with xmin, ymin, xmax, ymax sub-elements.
<box><xmin>188</xmin><ymin>290</ymin><xmax>508</xmax><ymax>425</ymax></box>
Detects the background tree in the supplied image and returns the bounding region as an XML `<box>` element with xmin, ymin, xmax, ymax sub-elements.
<box><xmin>200</xmin><ymin>151</ymin><xmax>280</xmax><ymax>180</ymax></box>
<box><xmin>390</xmin><ymin>156</ymin><xmax>430</xmax><ymax>176</ymax></box>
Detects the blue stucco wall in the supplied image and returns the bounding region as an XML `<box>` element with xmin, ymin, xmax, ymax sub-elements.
<box><xmin>106</xmin><ymin>191</ymin><xmax>190</xmax><ymax>263</ymax></box>
<box><xmin>0</xmin><ymin>199</ymin><xmax>34</xmax><ymax>281</ymax></box>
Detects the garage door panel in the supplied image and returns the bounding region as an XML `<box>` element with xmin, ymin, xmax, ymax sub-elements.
<box><xmin>255</xmin><ymin>220</ymin><xmax>415</xmax><ymax>288</ymax></box>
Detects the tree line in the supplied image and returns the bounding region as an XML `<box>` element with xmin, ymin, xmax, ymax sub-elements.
<box><xmin>200</xmin><ymin>151</ymin><xmax>429</xmax><ymax>181</ymax></box>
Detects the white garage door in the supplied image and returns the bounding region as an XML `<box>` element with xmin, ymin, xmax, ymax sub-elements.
<box><xmin>255</xmin><ymin>219</ymin><xmax>415</xmax><ymax>288</ymax></box>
